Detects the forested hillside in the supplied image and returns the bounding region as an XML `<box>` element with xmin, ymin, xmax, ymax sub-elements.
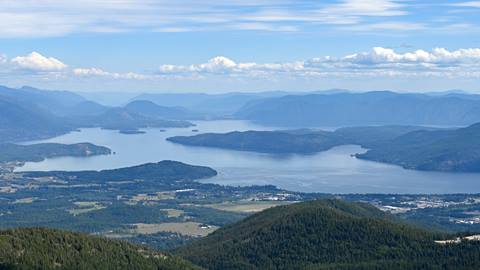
<box><xmin>357</xmin><ymin>123</ymin><xmax>480</xmax><ymax>172</ymax></box>
<box><xmin>0</xmin><ymin>228</ymin><xmax>201</xmax><ymax>270</ymax></box>
<box><xmin>176</xmin><ymin>199</ymin><xmax>480</xmax><ymax>270</ymax></box>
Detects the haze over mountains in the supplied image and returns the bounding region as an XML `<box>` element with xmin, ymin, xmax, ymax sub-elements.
<box><xmin>3</xmin><ymin>85</ymin><xmax>480</xmax><ymax>172</ymax></box>
<box><xmin>0</xmin><ymin>85</ymin><xmax>197</xmax><ymax>142</ymax></box>
<box><xmin>235</xmin><ymin>91</ymin><xmax>480</xmax><ymax>127</ymax></box>
<box><xmin>3</xmin><ymin>0</ymin><xmax>480</xmax><ymax>268</ymax></box>
<box><xmin>132</xmin><ymin>91</ymin><xmax>289</xmax><ymax>115</ymax></box>
<box><xmin>4</xmin><ymin>85</ymin><xmax>480</xmax><ymax>136</ymax></box>
<box><xmin>3</xmin><ymin>84</ymin><xmax>480</xmax><ymax>269</ymax></box>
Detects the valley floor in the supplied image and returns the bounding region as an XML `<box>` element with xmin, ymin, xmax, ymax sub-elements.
<box><xmin>1</xmin><ymin>163</ymin><xmax>480</xmax><ymax>250</ymax></box>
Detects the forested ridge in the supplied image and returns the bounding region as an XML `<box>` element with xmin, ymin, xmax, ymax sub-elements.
<box><xmin>176</xmin><ymin>199</ymin><xmax>480</xmax><ymax>270</ymax></box>
<box><xmin>0</xmin><ymin>228</ymin><xmax>201</xmax><ymax>270</ymax></box>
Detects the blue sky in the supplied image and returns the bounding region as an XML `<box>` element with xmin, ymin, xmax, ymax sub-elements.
<box><xmin>0</xmin><ymin>0</ymin><xmax>480</xmax><ymax>93</ymax></box>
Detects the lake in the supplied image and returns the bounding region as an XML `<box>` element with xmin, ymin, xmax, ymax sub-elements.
<box><xmin>18</xmin><ymin>120</ymin><xmax>480</xmax><ymax>194</ymax></box>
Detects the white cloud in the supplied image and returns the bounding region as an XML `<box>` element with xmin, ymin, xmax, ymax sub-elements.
<box><xmin>342</xmin><ymin>47</ymin><xmax>480</xmax><ymax>64</ymax></box>
<box><xmin>158</xmin><ymin>47</ymin><xmax>480</xmax><ymax>79</ymax></box>
<box><xmin>159</xmin><ymin>56</ymin><xmax>305</xmax><ymax>77</ymax></box>
<box><xmin>321</xmin><ymin>0</ymin><xmax>406</xmax><ymax>17</ymax></box>
<box><xmin>451</xmin><ymin>1</ymin><xmax>480</xmax><ymax>8</ymax></box>
<box><xmin>73</xmin><ymin>67</ymin><xmax>148</xmax><ymax>80</ymax></box>
<box><xmin>3</xmin><ymin>47</ymin><xmax>480</xmax><ymax>84</ymax></box>
<box><xmin>160</xmin><ymin>56</ymin><xmax>240</xmax><ymax>74</ymax></box>
<box><xmin>11</xmin><ymin>52</ymin><xmax>67</xmax><ymax>71</ymax></box>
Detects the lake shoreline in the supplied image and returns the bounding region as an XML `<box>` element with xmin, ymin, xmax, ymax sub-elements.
<box><xmin>15</xmin><ymin>120</ymin><xmax>480</xmax><ymax>194</ymax></box>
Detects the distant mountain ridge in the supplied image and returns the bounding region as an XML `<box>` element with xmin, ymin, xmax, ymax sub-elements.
<box><xmin>70</xmin><ymin>107</ymin><xmax>194</xmax><ymax>130</ymax></box>
<box><xmin>0</xmin><ymin>89</ymin><xmax>72</xmax><ymax>143</ymax></box>
<box><xmin>235</xmin><ymin>91</ymin><xmax>480</xmax><ymax>127</ymax></box>
<box><xmin>124</xmin><ymin>100</ymin><xmax>196</xmax><ymax>120</ymax></box>
<box><xmin>0</xmin><ymin>85</ymin><xmax>88</xmax><ymax>116</ymax></box>
<box><xmin>0</xmin><ymin>86</ymin><xmax>195</xmax><ymax>142</ymax></box>
<box><xmin>132</xmin><ymin>91</ymin><xmax>289</xmax><ymax>115</ymax></box>
<box><xmin>5</xmin><ymin>85</ymin><xmax>480</xmax><ymax>143</ymax></box>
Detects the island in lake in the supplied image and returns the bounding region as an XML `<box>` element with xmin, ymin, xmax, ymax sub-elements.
<box><xmin>0</xmin><ymin>143</ymin><xmax>111</xmax><ymax>172</ymax></box>
<box><xmin>119</xmin><ymin>129</ymin><xmax>147</xmax><ymax>135</ymax></box>
<box><xmin>167</xmin><ymin>123</ymin><xmax>480</xmax><ymax>172</ymax></box>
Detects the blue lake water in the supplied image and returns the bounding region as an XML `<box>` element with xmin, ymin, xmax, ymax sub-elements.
<box><xmin>18</xmin><ymin>120</ymin><xmax>480</xmax><ymax>194</ymax></box>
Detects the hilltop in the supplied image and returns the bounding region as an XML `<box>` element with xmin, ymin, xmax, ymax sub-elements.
<box><xmin>176</xmin><ymin>199</ymin><xmax>480</xmax><ymax>270</ymax></box>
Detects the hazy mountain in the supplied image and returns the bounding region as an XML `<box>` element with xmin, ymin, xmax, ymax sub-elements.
<box><xmin>63</xmin><ymin>100</ymin><xmax>110</xmax><ymax>116</ymax></box>
<box><xmin>333</xmin><ymin>125</ymin><xmax>439</xmax><ymax>148</ymax></box>
<box><xmin>0</xmin><ymin>86</ymin><xmax>195</xmax><ymax>139</ymax></box>
<box><xmin>176</xmin><ymin>199</ymin><xmax>480</xmax><ymax>270</ymax></box>
<box><xmin>0</xmin><ymin>228</ymin><xmax>200</xmax><ymax>270</ymax></box>
<box><xmin>76</xmin><ymin>91</ymin><xmax>140</xmax><ymax>106</ymax></box>
<box><xmin>133</xmin><ymin>93</ymin><xmax>212</xmax><ymax>108</ymax></box>
<box><xmin>235</xmin><ymin>91</ymin><xmax>480</xmax><ymax>127</ymax></box>
<box><xmin>0</xmin><ymin>85</ymin><xmax>87</xmax><ymax>116</ymax></box>
<box><xmin>71</xmin><ymin>107</ymin><xmax>194</xmax><ymax>130</ymax></box>
<box><xmin>0</xmin><ymin>94</ymin><xmax>71</xmax><ymax>143</ymax></box>
<box><xmin>358</xmin><ymin>123</ymin><xmax>480</xmax><ymax>172</ymax></box>
<box><xmin>125</xmin><ymin>100</ymin><xmax>195</xmax><ymax>119</ymax></box>
<box><xmin>132</xmin><ymin>91</ymin><xmax>288</xmax><ymax>115</ymax></box>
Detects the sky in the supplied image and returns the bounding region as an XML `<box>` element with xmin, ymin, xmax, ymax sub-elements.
<box><xmin>0</xmin><ymin>0</ymin><xmax>480</xmax><ymax>93</ymax></box>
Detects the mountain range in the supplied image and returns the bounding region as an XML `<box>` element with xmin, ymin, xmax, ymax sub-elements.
<box><xmin>0</xmin><ymin>85</ymin><xmax>196</xmax><ymax>142</ymax></box>
<box><xmin>132</xmin><ymin>91</ymin><xmax>289</xmax><ymax>115</ymax></box>
<box><xmin>235</xmin><ymin>91</ymin><xmax>480</xmax><ymax>127</ymax></box>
